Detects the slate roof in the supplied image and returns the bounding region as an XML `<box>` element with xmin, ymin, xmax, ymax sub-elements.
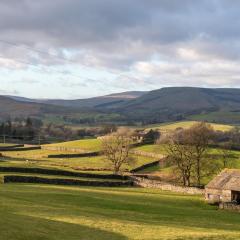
<box><xmin>206</xmin><ymin>169</ymin><xmax>240</xmax><ymax>191</ymax></box>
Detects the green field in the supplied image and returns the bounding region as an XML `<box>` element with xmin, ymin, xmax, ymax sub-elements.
<box><xmin>133</xmin><ymin>143</ymin><xmax>240</xmax><ymax>181</ymax></box>
<box><xmin>145</xmin><ymin>121</ymin><xmax>233</xmax><ymax>132</ymax></box>
<box><xmin>188</xmin><ymin>111</ymin><xmax>240</xmax><ymax>124</ymax></box>
<box><xmin>0</xmin><ymin>143</ymin><xmax>16</xmax><ymax>147</ymax></box>
<box><xmin>44</xmin><ymin>139</ymin><xmax>102</xmax><ymax>152</ymax></box>
<box><xmin>0</xmin><ymin>184</ymin><xmax>240</xmax><ymax>240</ymax></box>
<box><xmin>1</xmin><ymin>148</ymin><xmax>155</xmax><ymax>172</ymax></box>
<box><xmin>134</xmin><ymin>144</ymin><xmax>168</xmax><ymax>155</ymax></box>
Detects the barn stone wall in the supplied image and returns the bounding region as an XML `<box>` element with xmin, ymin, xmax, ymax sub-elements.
<box><xmin>219</xmin><ymin>202</ymin><xmax>240</xmax><ymax>212</ymax></box>
<box><xmin>205</xmin><ymin>188</ymin><xmax>231</xmax><ymax>203</ymax></box>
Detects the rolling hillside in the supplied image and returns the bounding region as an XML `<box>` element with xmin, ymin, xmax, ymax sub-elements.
<box><xmin>2</xmin><ymin>87</ymin><xmax>240</xmax><ymax>124</ymax></box>
<box><xmin>0</xmin><ymin>96</ymin><xmax>93</xmax><ymax>120</ymax></box>
<box><xmin>8</xmin><ymin>91</ymin><xmax>146</xmax><ymax>109</ymax></box>
<box><xmin>0</xmin><ymin>96</ymin><xmax>42</xmax><ymax>119</ymax></box>
<box><xmin>116</xmin><ymin>87</ymin><xmax>240</xmax><ymax>123</ymax></box>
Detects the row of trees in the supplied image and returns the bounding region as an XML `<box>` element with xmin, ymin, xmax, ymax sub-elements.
<box><xmin>0</xmin><ymin>118</ymin><xmax>119</xmax><ymax>143</ymax></box>
<box><xmin>0</xmin><ymin>118</ymin><xmax>41</xmax><ymax>141</ymax></box>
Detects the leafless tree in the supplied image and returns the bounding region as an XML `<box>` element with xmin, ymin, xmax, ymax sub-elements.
<box><xmin>101</xmin><ymin>128</ymin><xmax>133</xmax><ymax>174</ymax></box>
<box><xmin>159</xmin><ymin>122</ymin><xmax>215</xmax><ymax>186</ymax></box>
<box><xmin>185</xmin><ymin>122</ymin><xmax>214</xmax><ymax>186</ymax></box>
<box><xmin>161</xmin><ymin>130</ymin><xmax>195</xmax><ymax>186</ymax></box>
<box><xmin>218</xmin><ymin>142</ymin><xmax>234</xmax><ymax>168</ymax></box>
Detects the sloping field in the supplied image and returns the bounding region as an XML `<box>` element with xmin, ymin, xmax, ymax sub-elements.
<box><xmin>44</xmin><ymin>139</ymin><xmax>101</xmax><ymax>152</ymax></box>
<box><xmin>1</xmin><ymin>148</ymin><xmax>156</xmax><ymax>172</ymax></box>
<box><xmin>0</xmin><ymin>143</ymin><xmax>17</xmax><ymax>147</ymax></box>
<box><xmin>145</xmin><ymin>121</ymin><xmax>233</xmax><ymax>132</ymax></box>
<box><xmin>188</xmin><ymin>111</ymin><xmax>240</xmax><ymax>124</ymax></box>
<box><xmin>1</xmin><ymin>184</ymin><xmax>240</xmax><ymax>240</ymax></box>
<box><xmin>133</xmin><ymin>144</ymin><xmax>167</xmax><ymax>155</ymax></box>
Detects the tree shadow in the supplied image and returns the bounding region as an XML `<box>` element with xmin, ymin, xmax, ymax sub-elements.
<box><xmin>0</xmin><ymin>211</ymin><xmax>128</xmax><ymax>240</ymax></box>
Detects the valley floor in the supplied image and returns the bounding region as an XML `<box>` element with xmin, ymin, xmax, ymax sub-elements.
<box><xmin>1</xmin><ymin>184</ymin><xmax>240</xmax><ymax>240</ymax></box>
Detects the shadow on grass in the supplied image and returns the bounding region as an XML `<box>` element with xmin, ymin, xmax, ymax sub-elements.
<box><xmin>0</xmin><ymin>211</ymin><xmax>127</xmax><ymax>240</ymax></box>
<box><xmin>2</xmin><ymin>184</ymin><xmax>240</xmax><ymax>238</ymax></box>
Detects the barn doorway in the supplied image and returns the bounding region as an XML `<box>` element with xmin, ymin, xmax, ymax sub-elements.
<box><xmin>231</xmin><ymin>191</ymin><xmax>240</xmax><ymax>204</ymax></box>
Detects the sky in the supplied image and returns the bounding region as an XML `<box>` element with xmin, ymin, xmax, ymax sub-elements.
<box><xmin>1</xmin><ymin>0</ymin><xmax>240</xmax><ymax>99</ymax></box>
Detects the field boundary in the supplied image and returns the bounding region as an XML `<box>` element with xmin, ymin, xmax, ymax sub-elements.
<box><xmin>48</xmin><ymin>151</ymin><xmax>101</xmax><ymax>158</ymax></box>
<box><xmin>130</xmin><ymin>157</ymin><xmax>167</xmax><ymax>173</ymax></box>
<box><xmin>0</xmin><ymin>146</ymin><xmax>41</xmax><ymax>152</ymax></box>
<box><xmin>132</xmin><ymin>176</ymin><xmax>204</xmax><ymax>195</ymax></box>
<box><xmin>0</xmin><ymin>166</ymin><xmax>129</xmax><ymax>180</ymax></box>
<box><xmin>0</xmin><ymin>144</ymin><xmax>24</xmax><ymax>150</ymax></box>
<box><xmin>3</xmin><ymin>175</ymin><xmax>133</xmax><ymax>187</ymax></box>
<box><xmin>131</xmin><ymin>149</ymin><xmax>163</xmax><ymax>158</ymax></box>
<box><xmin>42</xmin><ymin>146</ymin><xmax>91</xmax><ymax>153</ymax></box>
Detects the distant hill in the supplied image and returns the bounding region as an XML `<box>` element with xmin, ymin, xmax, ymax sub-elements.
<box><xmin>1</xmin><ymin>91</ymin><xmax>146</xmax><ymax>123</ymax></box>
<box><xmin>7</xmin><ymin>91</ymin><xmax>147</xmax><ymax>109</ymax></box>
<box><xmin>3</xmin><ymin>87</ymin><xmax>240</xmax><ymax>124</ymax></box>
<box><xmin>0</xmin><ymin>96</ymin><xmax>91</xmax><ymax>121</ymax></box>
<box><xmin>0</xmin><ymin>96</ymin><xmax>42</xmax><ymax>119</ymax></box>
<box><xmin>115</xmin><ymin>87</ymin><xmax>240</xmax><ymax>123</ymax></box>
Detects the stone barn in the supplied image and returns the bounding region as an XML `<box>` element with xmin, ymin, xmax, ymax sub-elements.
<box><xmin>205</xmin><ymin>169</ymin><xmax>240</xmax><ymax>204</ymax></box>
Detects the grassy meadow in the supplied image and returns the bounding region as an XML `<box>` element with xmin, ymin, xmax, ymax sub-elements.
<box><xmin>0</xmin><ymin>148</ymin><xmax>155</xmax><ymax>172</ymax></box>
<box><xmin>0</xmin><ymin>122</ymin><xmax>240</xmax><ymax>240</ymax></box>
<box><xmin>145</xmin><ymin>121</ymin><xmax>233</xmax><ymax>132</ymax></box>
<box><xmin>188</xmin><ymin>111</ymin><xmax>240</xmax><ymax>124</ymax></box>
<box><xmin>44</xmin><ymin>138</ymin><xmax>102</xmax><ymax>152</ymax></box>
<box><xmin>0</xmin><ymin>184</ymin><xmax>240</xmax><ymax>240</ymax></box>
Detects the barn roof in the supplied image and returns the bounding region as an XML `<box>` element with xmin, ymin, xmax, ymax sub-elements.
<box><xmin>206</xmin><ymin>169</ymin><xmax>240</xmax><ymax>191</ymax></box>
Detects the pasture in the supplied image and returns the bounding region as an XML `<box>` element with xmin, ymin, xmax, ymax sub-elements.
<box><xmin>188</xmin><ymin>111</ymin><xmax>240</xmax><ymax>124</ymax></box>
<box><xmin>0</xmin><ymin>148</ymin><xmax>156</xmax><ymax>172</ymax></box>
<box><xmin>1</xmin><ymin>184</ymin><xmax>240</xmax><ymax>240</ymax></box>
<box><xmin>145</xmin><ymin>121</ymin><xmax>233</xmax><ymax>132</ymax></box>
<box><xmin>43</xmin><ymin>138</ymin><xmax>102</xmax><ymax>152</ymax></box>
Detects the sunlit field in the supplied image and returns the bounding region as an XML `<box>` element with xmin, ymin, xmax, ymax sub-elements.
<box><xmin>0</xmin><ymin>184</ymin><xmax>240</xmax><ymax>240</ymax></box>
<box><xmin>145</xmin><ymin>121</ymin><xmax>233</xmax><ymax>132</ymax></box>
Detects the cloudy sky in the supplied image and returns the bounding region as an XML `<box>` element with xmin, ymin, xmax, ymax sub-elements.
<box><xmin>0</xmin><ymin>0</ymin><xmax>240</xmax><ymax>99</ymax></box>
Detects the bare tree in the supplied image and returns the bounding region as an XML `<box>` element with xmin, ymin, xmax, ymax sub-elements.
<box><xmin>101</xmin><ymin>129</ymin><xmax>133</xmax><ymax>174</ymax></box>
<box><xmin>218</xmin><ymin>142</ymin><xmax>234</xmax><ymax>168</ymax></box>
<box><xmin>161</xmin><ymin>130</ymin><xmax>195</xmax><ymax>186</ymax></box>
<box><xmin>185</xmin><ymin>122</ymin><xmax>214</xmax><ymax>186</ymax></box>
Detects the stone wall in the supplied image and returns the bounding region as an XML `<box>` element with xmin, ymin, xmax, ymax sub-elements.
<box><xmin>0</xmin><ymin>146</ymin><xmax>41</xmax><ymax>152</ymax></box>
<box><xmin>42</xmin><ymin>146</ymin><xmax>88</xmax><ymax>153</ymax></box>
<box><xmin>48</xmin><ymin>151</ymin><xmax>101</xmax><ymax>158</ymax></box>
<box><xmin>219</xmin><ymin>202</ymin><xmax>240</xmax><ymax>212</ymax></box>
<box><xmin>205</xmin><ymin>188</ymin><xmax>222</xmax><ymax>203</ymax></box>
<box><xmin>3</xmin><ymin>175</ymin><xmax>133</xmax><ymax>187</ymax></box>
<box><xmin>0</xmin><ymin>166</ymin><xmax>129</xmax><ymax>180</ymax></box>
<box><xmin>0</xmin><ymin>144</ymin><xmax>24</xmax><ymax>150</ymax></box>
<box><xmin>205</xmin><ymin>188</ymin><xmax>231</xmax><ymax>203</ymax></box>
<box><xmin>130</xmin><ymin>149</ymin><xmax>163</xmax><ymax>159</ymax></box>
<box><xmin>132</xmin><ymin>177</ymin><xmax>204</xmax><ymax>195</ymax></box>
<box><xmin>130</xmin><ymin>160</ymin><xmax>161</xmax><ymax>173</ymax></box>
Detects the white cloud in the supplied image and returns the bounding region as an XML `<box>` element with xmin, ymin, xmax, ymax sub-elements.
<box><xmin>1</xmin><ymin>0</ymin><xmax>240</xmax><ymax>97</ymax></box>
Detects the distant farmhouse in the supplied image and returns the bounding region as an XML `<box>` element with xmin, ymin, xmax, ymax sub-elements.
<box><xmin>205</xmin><ymin>169</ymin><xmax>240</xmax><ymax>204</ymax></box>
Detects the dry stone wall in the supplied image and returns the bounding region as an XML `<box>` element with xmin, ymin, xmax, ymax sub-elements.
<box><xmin>42</xmin><ymin>146</ymin><xmax>89</xmax><ymax>153</ymax></box>
<box><xmin>130</xmin><ymin>150</ymin><xmax>164</xmax><ymax>159</ymax></box>
<box><xmin>132</xmin><ymin>177</ymin><xmax>204</xmax><ymax>195</ymax></box>
<box><xmin>219</xmin><ymin>202</ymin><xmax>240</xmax><ymax>212</ymax></box>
